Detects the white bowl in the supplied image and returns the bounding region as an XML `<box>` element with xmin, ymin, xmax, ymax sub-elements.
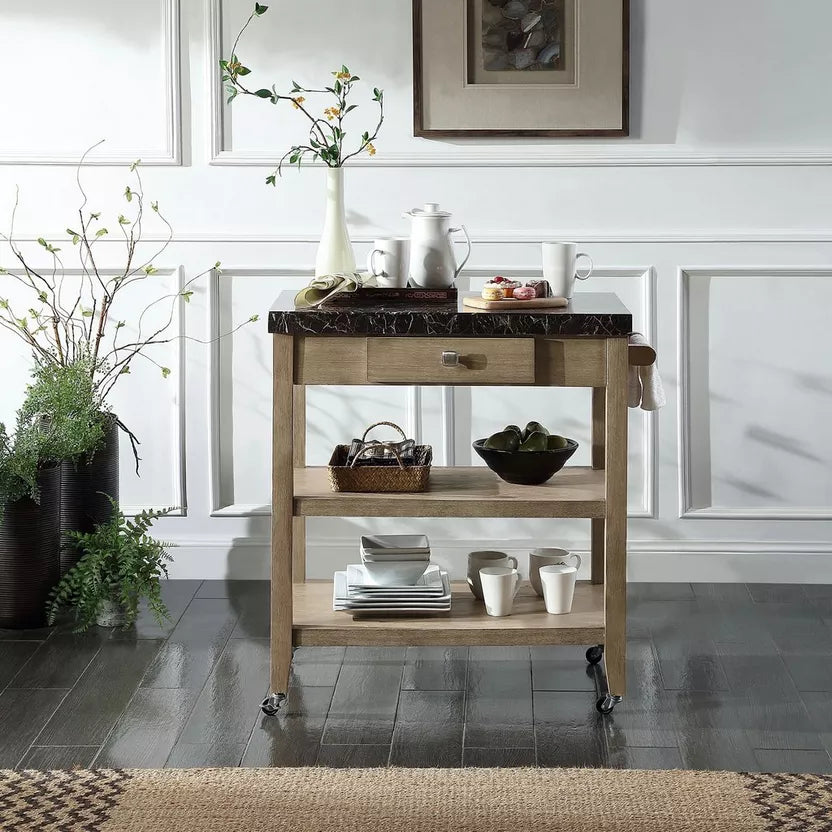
<box><xmin>359</xmin><ymin>560</ymin><xmax>430</xmax><ymax>587</ymax></box>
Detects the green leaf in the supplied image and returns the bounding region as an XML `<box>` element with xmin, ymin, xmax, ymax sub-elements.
<box><xmin>237</xmin><ymin>65</ymin><xmax>251</xmax><ymax>76</ymax></box>
<box><xmin>124</xmin><ymin>186</ymin><xmax>133</xmax><ymax>202</ymax></box>
<box><xmin>0</xmin><ymin>298</ymin><xmax>7</xmax><ymax>308</ymax></box>
<box><xmin>143</xmin><ymin>265</ymin><xmax>157</xmax><ymax>275</ymax></box>
<box><xmin>118</xmin><ymin>214</ymin><xmax>130</xmax><ymax>225</ymax></box>
<box><xmin>0</xmin><ymin>268</ymin><xmax>6</xmax><ymax>275</ymax></box>
<box><xmin>342</xmin><ymin>64</ymin><xmax>349</xmax><ymax>74</ymax></box>
<box><xmin>265</xmin><ymin>175</ymin><xmax>276</xmax><ymax>186</ymax></box>
<box><xmin>214</xmin><ymin>261</ymin><xmax>222</xmax><ymax>271</ymax></box>
<box><xmin>80</xmin><ymin>307</ymin><xmax>93</xmax><ymax>318</ymax></box>
<box><xmin>37</xmin><ymin>291</ymin><xmax>48</xmax><ymax>302</ymax></box>
<box><xmin>219</xmin><ymin>59</ymin><xmax>228</xmax><ymax>69</ymax></box>
<box><xmin>344</xmin><ymin>104</ymin><xmax>358</xmax><ymax>114</ymax></box>
<box><xmin>72</xmin><ymin>235</ymin><xmax>80</xmax><ymax>245</ymax></box>
<box><xmin>254</xmin><ymin>2</ymin><xmax>268</xmax><ymax>14</ymax></box>
<box><xmin>95</xmin><ymin>228</ymin><xmax>108</xmax><ymax>238</ymax></box>
<box><xmin>254</xmin><ymin>88</ymin><xmax>272</xmax><ymax>98</ymax></box>
<box><xmin>334</xmin><ymin>80</ymin><xmax>342</xmax><ymax>94</ymax></box>
<box><xmin>151</xmin><ymin>201</ymin><xmax>159</xmax><ymax>212</ymax></box>
<box><xmin>116</xmin><ymin>320</ymin><xmax>126</xmax><ymax>328</ymax></box>
<box><xmin>249</xmin><ymin>314</ymin><xmax>260</xmax><ymax>322</ymax></box>
<box><xmin>181</xmin><ymin>291</ymin><xmax>193</xmax><ymax>303</ymax></box>
<box><xmin>90</xmin><ymin>212</ymin><xmax>101</xmax><ymax>220</ymax></box>
<box><xmin>161</xmin><ymin>367</ymin><xmax>171</xmax><ymax>378</ymax></box>
<box><xmin>120</xmin><ymin>365</ymin><xmax>131</xmax><ymax>375</ymax></box>
<box><xmin>37</xmin><ymin>238</ymin><xmax>48</xmax><ymax>248</ymax></box>
<box><xmin>129</xmin><ymin>159</ymin><xmax>141</xmax><ymax>172</ymax></box>
<box><xmin>350</xmin><ymin>76</ymin><xmax>360</xmax><ymax>82</ymax></box>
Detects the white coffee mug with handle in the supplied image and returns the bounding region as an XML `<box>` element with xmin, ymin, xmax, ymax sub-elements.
<box><xmin>467</xmin><ymin>551</ymin><xmax>518</xmax><ymax>601</ymax></box>
<box><xmin>529</xmin><ymin>548</ymin><xmax>582</xmax><ymax>597</ymax></box>
<box><xmin>541</xmin><ymin>241</ymin><xmax>593</xmax><ymax>299</ymax></box>
<box><xmin>479</xmin><ymin>566</ymin><xmax>521</xmax><ymax>617</ymax></box>
<box><xmin>367</xmin><ymin>238</ymin><xmax>408</xmax><ymax>288</ymax></box>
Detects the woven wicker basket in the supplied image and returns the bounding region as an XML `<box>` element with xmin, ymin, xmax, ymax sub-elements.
<box><xmin>327</xmin><ymin>422</ymin><xmax>432</xmax><ymax>493</ymax></box>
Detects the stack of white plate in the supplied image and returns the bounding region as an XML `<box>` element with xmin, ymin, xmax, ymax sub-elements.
<box><xmin>359</xmin><ymin>534</ymin><xmax>432</xmax><ymax>587</ymax></box>
<box><xmin>333</xmin><ymin>564</ymin><xmax>451</xmax><ymax>614</ymax></box>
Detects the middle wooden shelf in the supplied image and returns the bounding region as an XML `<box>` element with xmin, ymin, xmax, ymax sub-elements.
<box><xmin>293</xmin><ymin>466</ymin><xmax>605</xmax><ymax>518</ymax></box>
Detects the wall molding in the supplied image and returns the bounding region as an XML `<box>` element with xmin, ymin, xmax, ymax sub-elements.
<box><xmin>0</xmin><ymin>0</ymin><xmax>181</xmax><ymax>165</ymax></box>
<box><xmin>11</xmin><ymin>231</ymin><xmax>832</xmax><ymax>245</ymax></box>
<box><xmin>207</xmin><ymin>266</ymin><xmax>419</xmax><ymax>516</ymax></box>
<box><xmin>165</xmin><ymin>536</ymin><xmax>832</xmax><ymax>582</ymax></box>
<box><xmin>678</xmin><ymin>266</ymin><xmax>832</xmax><ymax>520</ymax></box>
<box><xmin>206</xmin><ymin>266</ymin><xmax>657</xmax><ymax>519</ymax></box>
<box><xmin>206</xmin><ymin>0</ymin><xmax>831</xmax><ymax>170</ymax></box>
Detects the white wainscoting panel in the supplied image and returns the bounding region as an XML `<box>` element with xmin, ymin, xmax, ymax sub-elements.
<box><xmin>0</xmin><ymin>0</ymin><xmax>181</xmax><ymax>165</ymax></box>
<box><xmin>0</xmin><ymin>267</ymin><xmax>186</xmax><ymax>513</ymax></box>
<box><xmin>679</xmin><ymin>267</ymin><xmax>832</xmax><ymax>519</ymax></box>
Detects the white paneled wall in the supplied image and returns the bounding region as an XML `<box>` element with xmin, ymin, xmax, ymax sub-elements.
<box><xmin>1</xmin><ymin>0</ymin><xmax>831</xmax><ymax>582</ymax></box>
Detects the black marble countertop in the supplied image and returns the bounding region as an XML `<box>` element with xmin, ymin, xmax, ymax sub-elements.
<box><xmin>268</xmin><ymin>291</ymin><xmax>632</xmax><ymax>337</ymax></box>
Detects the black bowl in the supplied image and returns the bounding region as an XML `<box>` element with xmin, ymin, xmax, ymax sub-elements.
<box><xmin>472</xmin><ymin>438</ymin><xmax>579</xmax><ymax>485</ymax></box>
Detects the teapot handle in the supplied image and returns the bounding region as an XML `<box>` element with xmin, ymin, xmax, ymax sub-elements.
<box><xmin>449</xmin><ymin>224</ymin><xmax>472</xmax><ymax>279</ymax></box>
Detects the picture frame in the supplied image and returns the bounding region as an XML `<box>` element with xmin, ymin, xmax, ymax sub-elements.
<box><xmin>412</xmin><ymin>0</ymin><xmax>629</xmax><ymax>138</ymax></box>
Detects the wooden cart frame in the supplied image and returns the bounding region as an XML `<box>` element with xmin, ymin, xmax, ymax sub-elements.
<box><xmin>264</xmin><ymin>333</ymin><xmax>645</xmax><ymax>716</ymax></box>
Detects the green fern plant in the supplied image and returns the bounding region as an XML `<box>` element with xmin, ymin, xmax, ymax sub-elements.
<box><xmin>47</xmin><ymin>497</ymin><xmax>175</xmax><ymax>631</ymax></box>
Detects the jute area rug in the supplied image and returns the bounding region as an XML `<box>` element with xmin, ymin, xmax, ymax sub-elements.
<box><xmin>2</xmin><ymin>767</ymin><xmax>831</xmax><ymax>832</ymax></box>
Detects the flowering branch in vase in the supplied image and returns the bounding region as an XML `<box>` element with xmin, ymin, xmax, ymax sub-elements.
<box><xmin>0</xmin><ymin>142</ymin><xmax>257</xmax><ymax>468</ymax></box>
<box><xmin>221</xmin><ymin>3</ymin><xmax>384</xmax><ymax>186</ymax></box>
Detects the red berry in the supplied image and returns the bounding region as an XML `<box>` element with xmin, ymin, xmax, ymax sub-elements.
<box><xmin>493</xmin><ymin>275</ymin><xmax>505</xmax><ymax>283</ymax></box>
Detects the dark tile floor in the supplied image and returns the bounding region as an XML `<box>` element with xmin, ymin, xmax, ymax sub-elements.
<box><xmin>2</xmin><ymin>580</ymin><xmax>832</xmax><ymax>771</ymax></box>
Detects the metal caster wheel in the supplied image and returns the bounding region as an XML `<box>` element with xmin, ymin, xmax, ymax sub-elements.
<box><xmin>596</xmin><ymin>694</ymin><xmax>622</xmax><ymax>715</ymax></box>
<box><xmin>260</xmin><ymin>693</ymin><xmax>287</xmax><ymax>716</ymax></box>
<box><xmin>586</xmin><ymin>645</ymin><xmax>604</xmax><ymax>666</ymax></box>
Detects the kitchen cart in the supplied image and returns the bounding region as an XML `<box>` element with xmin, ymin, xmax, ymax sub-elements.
<box><xmin>264</xmin><ymin>292</ymin><xmax>650</xmax><ymax>716</ymax></box>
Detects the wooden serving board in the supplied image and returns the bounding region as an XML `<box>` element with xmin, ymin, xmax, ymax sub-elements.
<box><xmin>462</xmin><ymin>296</ymin><xmax>569</xmax><ymax>311</ymax></box>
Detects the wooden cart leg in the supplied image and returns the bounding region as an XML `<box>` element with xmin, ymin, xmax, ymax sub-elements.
<box><xmin>601</xmin><ymin>338</ymin><xmax>628</xmax><ymax>710</ymax></box>
<box><xmin>264</xmin><ymin>334</ymin><xmax>294</xmax><ymax>716</ymax></box>
<box><xmin>293</xmin><ymin>385</ymin><xmax>306</xmax><ymax>583</ymax></box>
<box><xmin>590</xmin><ymin>387</ymin><xmax>606</xmax><ymax>586</ymax></box>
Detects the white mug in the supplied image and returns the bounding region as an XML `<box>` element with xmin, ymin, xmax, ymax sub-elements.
<box><xmin>529</xmin><ymin>548</ymin><xmax>582</xmax><ymax>598</ymax></box>
<box><xmin>367</xmin><ymin>238</ymin><xmax>408</xmax><ymax>288</ymax></box>
<box><xmin>539</xmin><ymin>564</ymin><xmax>578</xmax><ymax>614</ymax></box>
<box><xmin>479</xmin><ymin>566</ymin><xmax>521</xmax><ymax>617</ymax></box>
<box><xmin>467</xmin><ymin>551</ymin><xmax>518</xmax><ymax>601</ymax></box>
<box><xmin>541</xmin><ymin>242</ymin><xmax>593</xmax><ymax>299</ymax></box>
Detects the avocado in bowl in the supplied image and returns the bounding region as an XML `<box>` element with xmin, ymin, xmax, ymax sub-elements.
<box><xmin>473</xmin><ymin>422</ymin><xmax>578</xmax><ymax>485</ymax></box>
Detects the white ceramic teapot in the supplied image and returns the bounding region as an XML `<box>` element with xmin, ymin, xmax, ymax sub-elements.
<box><xmin>403</xmin><ymin>203</ymin><xmax>472</xmax><ymax>288</ymax></box>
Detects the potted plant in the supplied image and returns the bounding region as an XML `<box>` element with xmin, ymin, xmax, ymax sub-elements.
<box><xmin>1</xmin><ymin>147</ymin><xmax>256</xmax><ymax>571</ymax></box>
<box><xmin>222</xmin><ymin>3</ymin><xmax>384</xmax><ymax>276</ymax></box>
<box><xmin>47</xmin><ymin>498</ymin><xmax>174</xmax><ymax>630</ymax></box>
<box><xmin>0</xmin><ymin>421</ymin><xmax>61</xmax><ymax>629</ymax></box>
<box><xmin>18</xmin><ymin>359</ymin><xmax>113</xmax><ymax>574</ymax></box>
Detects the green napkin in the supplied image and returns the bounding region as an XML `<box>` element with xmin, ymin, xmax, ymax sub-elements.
<box><xmin>294</xmin><ymin>272</ymin><xmax>376</xmax><ymax>308</ymax></box>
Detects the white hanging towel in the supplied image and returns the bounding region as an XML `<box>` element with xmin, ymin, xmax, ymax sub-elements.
<box><xmin>628</xmin><ymin>333</ymin><xmax>666</xmax><ymax>411</ymax></box>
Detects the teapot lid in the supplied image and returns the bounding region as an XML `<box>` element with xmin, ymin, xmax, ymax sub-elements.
<box><xmin>408</xmin><ymin>202</ymin><xmax>451</xmax><ymax>218</ymax></box>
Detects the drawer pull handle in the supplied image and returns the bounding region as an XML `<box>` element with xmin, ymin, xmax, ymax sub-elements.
<box><xmin>441</xmin><ymin>350</ymin><xmax>460</xmax><ymax>367</ymax></box>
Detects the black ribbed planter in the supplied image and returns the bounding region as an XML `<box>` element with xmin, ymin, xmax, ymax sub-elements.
<box><xmin>0</xmin><ymin>464</ymin><xmax>61</xmax><ymax>629</ymax></box>
<box><xmin>59</xmin><ymin>415</ymin><xmax>120</xmax><ymax>575</ymax></box>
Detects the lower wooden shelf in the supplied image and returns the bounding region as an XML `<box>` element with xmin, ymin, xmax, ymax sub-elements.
<box><xmin>292</xmin><ymin>581</ymin><xmax>605</xmax><ymax>647</ymax></box>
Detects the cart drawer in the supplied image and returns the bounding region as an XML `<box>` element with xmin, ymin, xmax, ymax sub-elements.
<box><xmin>366</xmin><ymin>337</ymin><xmax>535</xmax><ymax>384</ymax></box>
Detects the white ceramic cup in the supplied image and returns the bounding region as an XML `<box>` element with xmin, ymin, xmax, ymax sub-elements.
<box><xmin>467</xmin><ymin>551</ymin><xmax>519</xmax><ymax>601</ymax></box>
<box><xmin>529</xmin><ymin>548</ymin><xmax>582</xmax><ymax>597</ymax></box>
<box><xmin>541</xmin><ymin>242</ymin><xmax>593</xmax><ymax>299</ymax></box>
<box><xmin>539</xmin><ymin>564</ymin><xmax>578</xmax><ymax>614</ymax></box>
<box><xmin>367</xmin><ymin>238</ymin><xmax>408</xmax><ymax>288</ymax></box>
<box><xmin>479</xmin><ymin>566</ymin><xmax>521</xmax><ymax>617</ymax></box>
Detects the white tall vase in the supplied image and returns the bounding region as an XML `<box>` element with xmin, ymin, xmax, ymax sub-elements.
<box><xmin>314</xmin><ymin>166</ymin><xmax>356</xmax><ymax>277</ymax></box>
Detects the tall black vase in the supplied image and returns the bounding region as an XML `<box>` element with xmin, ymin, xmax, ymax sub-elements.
<box><xmin>59</xmin><ymin>416</ymin><xmax>120</xmax><ymax>575</ymax></box>
<box><xmin>0</xmin><ymin>464</ymin><xmax>61</xmax><ymax>629</ymax></box>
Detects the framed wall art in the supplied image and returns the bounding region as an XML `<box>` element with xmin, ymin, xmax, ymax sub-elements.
<box><xmin>412</xmin><ymin>0</ymin><xmax>629</xmax><ymax>137</ymax></box>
